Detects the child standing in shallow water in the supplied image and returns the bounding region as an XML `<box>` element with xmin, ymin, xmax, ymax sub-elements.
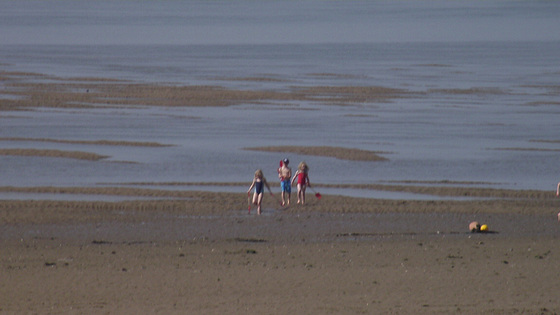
<box><xmin>247</xmin><ymin>169</ymin><xmax>272</xmax><ymax>215</ymax></box>
<box><xmin>291</xmin><ymin>161</ymin><xmax>311</xmax><ymax>205</ymax></box>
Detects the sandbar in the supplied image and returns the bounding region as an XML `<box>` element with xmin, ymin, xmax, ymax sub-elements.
<box><xmin>0</xmin><ymin>148</ymin><xmax>108</xmax><ymax>161</ymax></box>
<box><xmin>245</xmin><ymin>146</ymin><xmax>389</xmax><ymax>161</ymax></box>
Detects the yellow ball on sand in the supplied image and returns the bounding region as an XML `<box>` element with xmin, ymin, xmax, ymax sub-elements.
<box><xmin>480</xmin><ymin>224</ymin><xmax>488</xmax><ymax>232</ymax></box>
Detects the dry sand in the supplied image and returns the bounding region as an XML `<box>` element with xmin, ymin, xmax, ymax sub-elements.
<box><xmin>1</xmin><ymin>71</ymin><xmax>560</xmax><ymax>314</ymax></box>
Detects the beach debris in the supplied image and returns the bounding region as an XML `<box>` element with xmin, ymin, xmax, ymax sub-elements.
<box><xmin>469</xmin><ymin>221</ymin><xmax>480</xmax><ymax>232</ymax></box>
<box><xmin>92</xmin><ymin>240</ymin><xmax>112</xmax><ymax>245</ymax></box>
<box><xmin>469</xmin><ymin>221</ymin><xmax>489</xmax><ymax>233</ymax></box>
<box><xmin>233</xmin><ymin>237</ymin><xmax>267</xmax><ymax>243</ymax></box>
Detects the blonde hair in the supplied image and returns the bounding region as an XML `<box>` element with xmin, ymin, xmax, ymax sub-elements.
<box><xmin>298</xmin><ymin>162</ymin><xmax>308</xmax><ymax>173</ymax></box>
<box><xmin>254</xmin><ymin>169</ymin><xmax>263</xmax><ymax>178</ymax></box>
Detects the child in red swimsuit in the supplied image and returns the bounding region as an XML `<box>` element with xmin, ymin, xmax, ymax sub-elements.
<box><xmin>291</xmin><ymin>161</ymin><xmax>310</xmax><ymax>205</ymax></box>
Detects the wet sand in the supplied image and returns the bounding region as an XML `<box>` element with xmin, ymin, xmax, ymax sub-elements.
<box><xmin>1</xmin><ymin>189</ymin><xmax>559</xmax><ymax>314</ymax></box>
<box><xmin>2</xmin><ymin>232</ymin><xmax>559</xmax><ymax>314</ymax></box>
<box><xmin>245</xmin><ymin>146</ymin><xmax>389</xmax><ymax>161</ymax></box>
<box><xmin>1</xmin><ymin>71</ymin><xmax>560</xmax><ymax>314</ymax></box>
<box><xmin>0</xmin><ymin>70</ymin><xmax>411</xmax><ymax>110</ymax></box>
<box><xmin>0</xmin><ymin>148</ymin><xmax>109</xmax><ymax>161</ymax></box>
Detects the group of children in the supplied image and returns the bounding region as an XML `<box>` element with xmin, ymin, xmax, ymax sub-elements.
<box><xmin>247</xmin><ymin>158</ymin><xmax>311</xmax><ymax>215</ymax></box>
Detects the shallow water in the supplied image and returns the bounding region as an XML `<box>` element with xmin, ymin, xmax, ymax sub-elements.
<box><xmin>1</xmin><ymin>1</ymin><xmax>559</xmax><ymax>197</ymax></box>
<box><xmin>0</xmin><ymin>192</ymin><xmax>186</xmax><ymax>202</ymax></box>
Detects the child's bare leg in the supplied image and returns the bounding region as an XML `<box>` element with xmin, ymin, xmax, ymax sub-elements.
<box><xmin>301</xmin><ymin>185</ymin><xmax>306</xmax><ymax>205</ymax></box>
<box><xmin>296</xmin><ymin>184</ymin><xmax>302</xmax><ymax>204</ymax></box>
<box><xmin>252</xmin><ymin>193</ymin><xmax>258</xmax><ymax>205</ymax></box>
<box><xmin>257</xmin><ymin>193</ymin><xmax>263</xmax><ymax>214</ymax></box>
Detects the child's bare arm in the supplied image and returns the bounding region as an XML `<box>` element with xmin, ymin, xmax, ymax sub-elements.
<box><xmin>291</xmin><ymin>171</ymin><xmax>299</xmax><ymax>185</ymax></box>
<box><xmin>264</xmin><ymin>179</ymin><xmax>273</xmax><ymax>194</ymax></box>
<box><xmin>247</xmin><ymin>179</ymin><xmax>256</xmax><ymax>194</ymax></box>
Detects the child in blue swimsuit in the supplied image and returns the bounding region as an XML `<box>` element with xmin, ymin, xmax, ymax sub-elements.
<box><xmin>247</xmin><ymin>169</ymin><xmax>272</xmax><ymax>215</ymax></box>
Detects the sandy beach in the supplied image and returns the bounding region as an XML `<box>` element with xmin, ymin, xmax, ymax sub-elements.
<box><xmin>1</xmin><ymin>188</ymin><xmax>559</xmax><ymax>314</ymax></box>
<box><xmin>1</xmin><ymin>70</ymin><xmax>560</xmax><ymax>314</ymax></box>
<box><xmin>3</xmin><ymin>0</ymin><xmax>560</xmax><ymax>312</ymax></box>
